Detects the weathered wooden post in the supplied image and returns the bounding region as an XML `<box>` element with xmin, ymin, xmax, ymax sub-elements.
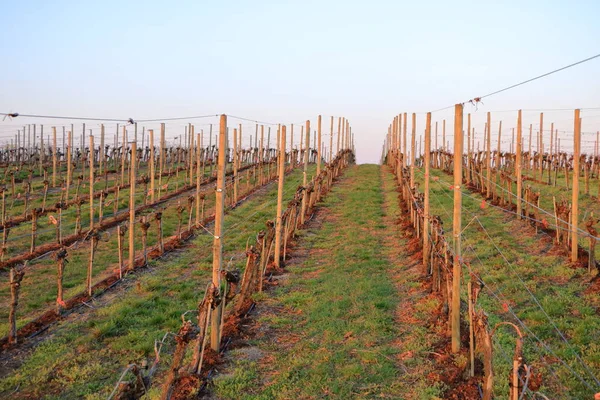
<box><xmin>486</xmin><ymin>112</ymin><xmax>491</xmax><ymax>197</ymax></box>
<box><xmin>410</xmin><ymin>113</ymin><xmax>416</xmax><ymax>188</ymax></box>
<box><xmin>158</xmin><ymin>124</ymin><xmax>165</xmax><ymax>199</ymax></box>
<box><xmin>317</xmin><ymin>115</ymin><xmax>322</xmax><ymax>175</ymax></box>
<box><xmin>301</xmin><ymin>120</ymin><xmax>310</xmax><ymax>225</ymax></box>
<box><xmin>120</xmin><ymin>126</ymin><xmax>127</xmax><ymax>186</ymax></box>
<box><xmin>466</xmin><ymin>115</ymin><xmax>471</xmax><ymax>184</ymax></box>
<box><xmin>66</xmin><ymin>131</ymin><xmax>72</xmax><ymax>202</ymax></box>
<box><xmin>52</xmin><ymin>127</ymin><xmax>57</xmax><ymax>187</ymax></box>
<box><xmin>149</xmin><ymin>129</ymin><xmax>155</xmax><ymax>204</ymax></box>
<box><xmin>572</xmin><ymin>109</ymin><xmax>581</xmax><ymax>262</ymax></box>
<box><xmin>549</xmin><ymin>122</ymin><xmax>554</xmax><ymax>185</ymax></box>
<box><xmin>89</xmin><ymin>135</ymin><xmax>95</xmax><ymax>230</ymax></box>
<box><xmin>423</xmin><ymin>113</ymin><xmax>431</xmax><ymax>271</ymax></box>
<box><xmin>211</xmin><ymin>114</ymin><xmax>227</xmax><ymax>352</ymax></box>
<box><xmin>196</xmin><ymin>133</ymin><xmax>202</xmax><ymax>226</ymax></box>
<box><xmin>452</xmin><ymin>103</ymin><xmax>463</xmax><ymax>353</ymax></box>
<box><xmin>329</xmin><ymin>116</ymin><xmax>334</xmax><ymax>162</ymax></box>
<box><xmin>516</xmin><ymin>110</ymin><xmax>523</xmax><ymax>219</ymax></box>
<box><xmin>275</xmin><ymin>125</ymin><xmax>286</xmax><ymax>268</ymax></box>
<box><xmin>539</xmin><ymin>112</ymin><xmax>544</xmax><ymax>179</ymax></box>
<box><xmin>233</xmin><ymin>128</ymin><xmax>239</xmax><ymax>204</ymax></box>
<box><xmin>129</xmin><ymin>141</ymin><xmax>136</xmax><ymax>271</ymax></box>
<box><xmin>100</xmin><ymin>124</ymin><xmax>105</xmax><ymax>176</ymax></box>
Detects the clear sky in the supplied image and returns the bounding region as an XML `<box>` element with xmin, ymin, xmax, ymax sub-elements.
<box><xmin>1</xmin><ymin>0</ymin><xmax>599</xmax><ymax>163</ymax></box>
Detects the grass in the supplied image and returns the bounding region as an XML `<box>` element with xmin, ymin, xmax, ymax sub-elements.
<box><xmin>212</xmin><ymin>164</ymin><xmax>442</xmax><ymax>399</ymax></box>
<box><xmin>0</xmin><ymin>165</ymin><xmax>312</xmax><ymax>399</ymax></box>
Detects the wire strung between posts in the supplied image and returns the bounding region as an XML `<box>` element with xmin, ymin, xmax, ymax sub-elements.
<box><xmin>0</xmin><ymin>113</ymin><xmax>132</xmax><ymax>123</ymax></box>
<box><xmin>136</xmin><ymin>114</ymin><xmax>219</xmax><ymax>123</ymax></box>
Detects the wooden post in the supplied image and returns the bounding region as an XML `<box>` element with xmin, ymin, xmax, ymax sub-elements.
<box><xmin>196</xmin><ymin>132</ymin><xmax>201</xmax><ymax>225</ymax></box>
<box><xmin>274</xmin><ymin>125</ymin><xmax>286</xmax><ymax>268</ymax></box>
<box><xmin>435</xmin><ymin>121</ymin><xmax>438</xmax><ymax>152</ymax></box>
<box><xmin>52</xmin><ymin>127</ymin><xmax>57</xmax><ymax>187</ymax></box>
<box><xmin>121</xmin><ymin>126</ymin><xmax>126</xmax><ymax>186</ymax></box>
<box><xmin>452</xmin><ymin>104</ymin><xmax>463</xmax><ymax>353</ymax></box>
<box><xmin>341</xmin><ymin>119</ymin><xmax>345</xmax><ymax>153</ymax></box>
<box><xmin>89</xmin><ymin>135</ymin><xmax>94</xmax><ymax>230</ymax></box>
<box><xmin>317</xmin><ymin>115</ymin><xmax>322</xmax><ymax>175</ymax></box>
<box><xmin>529</xmin><ymin>124</ymin><xmax>532</xmax><ymax>171</ymax></box>
<box><xmin>572</xmin><ymin>110</ymin><xmax>581</xmax><ymax>262</ymax></box>
<box><xmin>301</xmin><ymin>120</ymin><xmax>310</xmax><ymax>225</ymax></box>
<box><xmin>260</xmin><ymin>125</ymin><xmax>264</xmax><ymax>185</ymax></box>
<box><xmin>190</xmin><ymin>124</ymin><xmax>195</xmax><ymax>186</ymax></box>
<box><xmin>423</xmin><ymin>113</ymin><xmax>431</xmax><ymax>270</ymax></box>
<box><xmin>539</xmin><ymin>113</ymin><xmax>544</xmax><ymax>179</ymax></box>
<box><xmin>466</xmin><ymin>115</ymin><xmax>471</xmax><ymax>184</ymax></box>
<box><xmin>129</xmin><ymin>141</ymin><xmax>136</xmax><ymax>271</ymax></box>
<box><xmin>486</xmin><ymin>112</ymin><xmax>491</xmax><ymax>197</ymax></box>
<box><xmin>329</xmin><ymin>116</ymin><xmax>334</xmax><ymax>162</ymax></box>
<box><xmin>66</xmin><ymin>131</ymin><xmax>72</xmax><ymax>200</ymax></box>
<box><xmin>100</xmin><ymin>124</ymin><xmax>105</xmax><ymax>176</ymax></box>
<box><xmin>158</xmin><ymin>123</ymin><xmax>165</xmax><ymax>199</ymax></box>
<box><xmin>149</xmin><ymin>129</ymin><xmax>155</xmax><ymax>203</ymax></box>
<box><xmin>516</xmin><ymin>110</ymin><xmax>523</xmax><ymax>219</ymax></box>
<box><xmin>211</xmin><ymin>114</ymin><xmax>227</xmax><ymax>352</ymax></box>
<box><xmin>403</xmin><ymin>113</ymin><xmax>408</xmax><ymax>167</ymax></box>
<box><xmin>496</xmin><ymin>121</ymin><xmax>502</xmax><ymax>171</ymax></box>
<box><xmin>290</xmin><ymin>124</ymin><xmax>294</xmax><ymax>168</ymax></box>
<box><xmin>336</xmin><ymin>117</ymin><xmax>341</xmax><ymax>156</ymax></box>
<box><xmin>233</xmin><ymin>128</ymin><xmax>238</xmax><ymax>204</ymax></box>
<box><xmin>410</xmin><ymin>113</ymin><xmax>416</xmax><ymax>188</ymax></box>
<box><xmin>549</xmin><ymin>123</ymin><xmax>554</xmax><ymax>185</ymax></box>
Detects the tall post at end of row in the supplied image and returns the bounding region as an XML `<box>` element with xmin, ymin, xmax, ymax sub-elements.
<box><xmin>452</xmin><ymin>103</ymin><xmax>464</xmax><ymax>353</ymax></box>
<box><xmin>516</xmin><ymin>110</ymin><xmax>523</xmax><ymax>219</ymax></box>
<box><xmin>89</xmin><ymin>135</ymin><xmax>95</xmax><ymax>229</ymax></box>
<box><xmin>410</xmin><ymin>113</ymin><xmax>416</xmax><ymax>188</ymax></box>
<box><xmin>274</xmin><ymin>125</ymin><xmax>287</xmax><ymax>268</ymax></box>
<box><xmin>571</xmin><ymin>109</ymin><xmax>581</xmax><ymax>262</ymax></box>
<box><xmin>423</xmin><ymin>113</ymin><xmax>431</xmax><ymax>271</ymax></box>
<box><xmin>211</xmin><ymin>114</ymin><xmax>228</xmax><ymax>351</ymax></box>
<box><xmin>128</xmin><ymin>141</ymin><xmax>137</xmax><ymax>273</ymax></box>
<box><xmin>317</xmin><ymin>115</ymin><xmax>322</xmax><ymax>175</ymax></box>
<box><xmin>301</xmin><ymin>120</ymin><xmax>311</xmax><ymax>225</ymax></box>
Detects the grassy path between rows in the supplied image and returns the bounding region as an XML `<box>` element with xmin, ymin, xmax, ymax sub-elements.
<box><xmin>212</xmin><ymin>164</ymin><xmax>443</xmax><ymax>399</ymax></box>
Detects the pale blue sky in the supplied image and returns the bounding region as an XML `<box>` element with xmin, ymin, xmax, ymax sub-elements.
<box><xmin>1</xmin><ymin>0</ymin><xmax>599</xmax><ymax>162</ymax></box>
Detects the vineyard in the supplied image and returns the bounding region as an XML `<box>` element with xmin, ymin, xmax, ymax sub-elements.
<box><xmin>382</xmin><ymin>107</ymin><xmax>600</xmax><ymax>399</ymax></box>
<box><xmin>0</xmin><ymin>114</ymin><xmax>358</xmax><ymax>398</ymax></box>
<box><xmin>0</xmin><ymin>103</ymin><xmax>598</xmax><ymax>400</ymax></box>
